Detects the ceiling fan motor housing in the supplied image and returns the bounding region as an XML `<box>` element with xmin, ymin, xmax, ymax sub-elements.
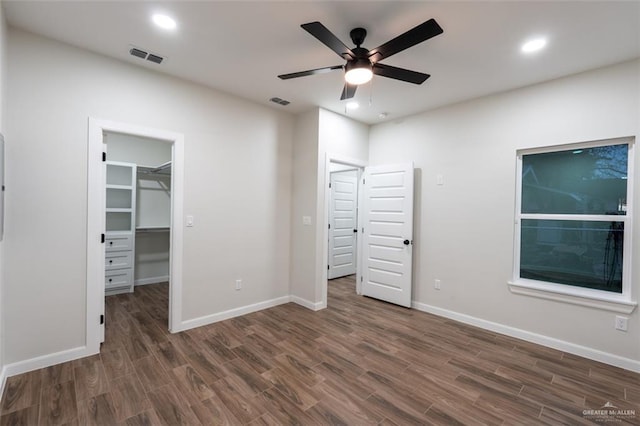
<box><xmin>350</xmin><ymin>27</ymin><xmax>367</xmax><ymax>47</ymax></box>
<box><xmin>345</xmin><ymin>57</ymin><xmax>372</xmax><ymax>73</ymax></box>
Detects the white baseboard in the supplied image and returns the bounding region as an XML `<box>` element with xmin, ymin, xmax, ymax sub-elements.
<box><xmin>412</xmin><ymin>301</ymin><xmax>640</xmax><ymax>373</ymax></box>
<box><xmin>291</xmin><ymin>295</ymin><xmax>325</xmax><ymax>311</ymax></box>
<box><xmin>0</xmin><ymin>345</ymin><xmax>95</xmax><ymax>400</ymax></box>
<box><xmin>135</xmin><ymin>275</ymin><xmax>169</xmax><ymax>286</ymax></box>
<box><xmin>0</xmin><ymin>365</ymin><xmax>6</xmax><ymax>403</ymax></box>
<box><xmin>175</xmin><ymin>295</ymin><xmax>292</xmax><ymax>332</ymax></box>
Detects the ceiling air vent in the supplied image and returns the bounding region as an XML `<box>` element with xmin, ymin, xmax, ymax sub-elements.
<box><xmin>269</xmin><ymin>97</ymin><xmax>290</xmax><ymax>106</ymax></box>
<box><xmin>129</xmin><ymin>47</ymin><xmax>147</xmax><ymax>59</ymax></box>
<box><xmin>147</xmin><ymin>54</ymin><xmax>163</xmax><ymax>64</ymax></box>
<box><xmin>129</xmin><ymin>46</ymin><xmax>165</xmax><ymax>65</ymax></box>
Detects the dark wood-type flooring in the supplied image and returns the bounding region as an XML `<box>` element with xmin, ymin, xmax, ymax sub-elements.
<box><xmin>2</xmin><ymin>276</ymin><xmax>639</xmax><ymax>425</ymax></box>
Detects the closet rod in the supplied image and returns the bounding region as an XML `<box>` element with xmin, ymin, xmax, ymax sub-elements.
<box><xmin>149</xmin><ymin>161</ymin><xmax>171</xmax><ymax>173</ymax></box>
<box><xmin>138</xmin><ymin>161</ymin><xmax>172</xmax><ymax>175</ymax></box>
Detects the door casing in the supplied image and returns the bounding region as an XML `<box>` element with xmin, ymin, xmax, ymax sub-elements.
<box><xmin>87</xmin><ymin>118</ymin><xmax>185</xmax><ymax>354</ymax></box>
<box><xmin>320</xmin><ymin>153</ymin><xmax>367</xmax><ymax>308</ymax></box>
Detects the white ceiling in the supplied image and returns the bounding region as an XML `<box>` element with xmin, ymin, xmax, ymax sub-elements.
<box><xmin>4</xmin><ymin>1</ymin><xmax>640</xmax><ymax>124</ymax></box>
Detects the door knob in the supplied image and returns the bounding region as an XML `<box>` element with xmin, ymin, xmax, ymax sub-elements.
<box><xmin>403</xmin><ymin>239</ymin><xmax>410</xmax><ymax>245</ymax></box>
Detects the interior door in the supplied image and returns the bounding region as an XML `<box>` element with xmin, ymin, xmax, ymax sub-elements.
<box><xmin>328</xmin><ymin>171</ymin><xmax>358</xmax><ymax>279</ymax></box>
<box><xmin>361</xmin><ymin>163</ymin><xmax>414</xmax><ymax>307</ymax></box>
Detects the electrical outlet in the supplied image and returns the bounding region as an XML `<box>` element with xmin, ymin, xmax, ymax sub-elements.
<box><xmin>235</xmin><ymin>279</ymin><xmax>242</xmax><ymax>291</ymax></box>
<box><xmin>434</xmin><ymin>279</ymin><xmax>441</xmax><ymax>290</ymax></box>
<box><xmin>615</xmin><ymin>316</ymin><xmax>628</xmax><ymax>331</ymax></box>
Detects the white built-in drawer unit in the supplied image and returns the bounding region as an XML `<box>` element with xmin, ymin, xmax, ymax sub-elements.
<box><xmin>105</xmin><ymin>251</ymin><xmax>133</xmax><ymax>271</ymax></box>
<box><xmin>105</xmin><ymin>269</ymin><xmax>133</xmax><ymax>290</ymax></box>
<box><xmin>105</xmin><ymin>233</ymin><xmax>133</xmax><ymax>252</ymax></box>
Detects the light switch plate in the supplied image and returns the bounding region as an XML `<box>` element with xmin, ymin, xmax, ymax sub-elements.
<box><xmin>303</xmin><ymin>216</ymin><xmax>312</xmax><ymax>226</ymax></box>
<box><xmin>186</xmin><ymin>215</ymin><xmax>194</xmax><ymax>227</ymax></box>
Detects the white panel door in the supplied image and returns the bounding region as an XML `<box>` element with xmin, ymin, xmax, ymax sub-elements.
<box><xmin>361</xmin><ymin>163</ymin><xmax>414</xmax><ymax>307</ymax></box>
<box><xmin>328</xmin><ymin>172</ymin><xmax>358</xmax><ymax>279</ymax></box>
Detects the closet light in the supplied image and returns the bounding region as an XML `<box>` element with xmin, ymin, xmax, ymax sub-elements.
<box><xmin>152</xmin><ymin>14</ymin><xmax>177</xmax><ymax>30</ymax></box>
<box><xmin>346</xmin><ymin>101</ymin><xmax>359</xmax><ymax>110</ymax></box>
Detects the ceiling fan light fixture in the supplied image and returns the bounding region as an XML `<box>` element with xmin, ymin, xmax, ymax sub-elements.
<box><xmin>345</xmin><ymin>60</ymin><xmax>373</xmax><ymax>85</ymax></box>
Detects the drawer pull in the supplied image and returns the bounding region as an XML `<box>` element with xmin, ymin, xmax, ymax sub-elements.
<box><xmin>109</xmin><ymin>260</ymin><xmax>113</xmax><ymax>264</ymax></box>
<box><xmin>109</xmin><ymin>241</ymin><xmax>113</xmax><ymax>245</ymax></box>
<box><xmin>109</xmin><ymin>278</ymin><xmax>112</xmax><ymax>282</ymax></box>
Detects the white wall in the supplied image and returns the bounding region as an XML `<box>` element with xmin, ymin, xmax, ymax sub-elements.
<box><xmin>289</xmin><ymin>109</ymin><xmax>319</xmax><ymax>305</ymax></box>
<box><xmin>106</xmin><ymin>132</ymin><xmax>171</xmax><ymax>167</ymax></box>
<box><xmin>316</xmin><ymin>109</ymin><xmax>369</xmax><ymax>302</ymax></box>
<box><xmin>4</xmin><ymin>28</ymin><xmax>293</xmax><ymax>364</ymax></box>
<box><xmin>289</xmin><ymin>108</ymin><xmax>369</xmax><ymax>307</ymax></box>
<box><xmin>329</xmin><ymin>163</ymin><xmax>358</xmax><ymax>172</ymax></box>
<box><xmin>369</xmin><ymin>60</ymin><xmax>640</xmax><ymax>363</ymax></box>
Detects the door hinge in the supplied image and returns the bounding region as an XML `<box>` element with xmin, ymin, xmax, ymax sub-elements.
<box><xmin>362</xmin><ymin>227</ymin><xmax>365</xmax><ymax>233</ymax></box>
<box><xmin>327</xmin><ymin>265</ymin><xmax>330</xmax><ymax>270</ymax></box>
<box><xmin>101</xmin><ymin>233</ymin><xmax>105</xmax><ymax>243</ymax></box>
<box><xmin>362</xmin><ymin>178</ymin><xmax>365</xmax><ymax>185</ymax></box>
<box><xmin>360</xmin><ymin>276</ymin><xmax>363</xmax><ymax>282</ymax></box>
<box><xmin>329</xmin><ymin>182</ymin><xmax>331</xmax><ymax>188</ymax></box>
<box><xmin>328</xmin><ymin>223</ymin><xmax>331</xmax><ymax>229</ymax></box>
<box><xmin>102</xmin><ymin>152</ymin><xmax>106</xmax><ymax>162</ymax></box>
<box><xmin>100</xmin><ymin>314</ymin><xmax>104</xmax><ymax>325</ymax></box>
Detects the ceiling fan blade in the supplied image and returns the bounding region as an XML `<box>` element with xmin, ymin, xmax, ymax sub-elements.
<box><xmin>278</xmin><ymin>65</ymin><xmax>343</xmax><ymax>80</ymax></box>
<box><xmin>301</xmin><ymin>22</ymin><xmax>355</xmax><ymax>60</ymax></box>
<box><xmin>373</xmin><ymin>63</ymin><xmax>430</xmax><ymax>84</ymax></box>
<box><xmin>340</xmin><ymin>83</ymin><xmax>357</xmax><ymax>100</ymax></box>
<box><xmin>368</xmin><ymin>19</ymin><xmax>443</xmax><ymax>62</ymax></box>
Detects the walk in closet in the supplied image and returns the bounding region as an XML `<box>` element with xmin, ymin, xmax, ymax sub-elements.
<box><xmin>104</xmin><ymin>132</ymin><xmax>172</xmax><ymax>296</ymax></box>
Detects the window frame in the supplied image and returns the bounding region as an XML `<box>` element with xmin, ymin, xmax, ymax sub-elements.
<box><xmin>510</xmin><ymin>137</ymin><xmax>637</xmax><ymax>313</ymax></box>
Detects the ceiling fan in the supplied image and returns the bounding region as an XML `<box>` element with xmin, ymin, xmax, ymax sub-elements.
<box><xmin>278</xmin><ymin>19</ymin><xmax>444</xmax><ymax>100</ymax></box>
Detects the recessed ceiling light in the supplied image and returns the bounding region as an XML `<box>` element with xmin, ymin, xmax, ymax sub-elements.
<box><xmin>521</xmin><ymin>37</ymin><xmax>547</xmax><ymax>54</ymax></box>
<box><xmin>346</xmin><ymin>101</ymin><xmax>359</xmax><ymax>110</ymax></box>
<box><xmin>152</xmin><ymin>14</ymin><xmax>177</xmax><ymax>30</ymax></box>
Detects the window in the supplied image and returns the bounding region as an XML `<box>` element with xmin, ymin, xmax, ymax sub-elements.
<box><xmin>512</xmin><ymin>138</ymin><xmax>635</xmax><ymax>310</ymax></box>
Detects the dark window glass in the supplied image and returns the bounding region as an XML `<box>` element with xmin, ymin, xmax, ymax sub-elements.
<box><xmin>520</xmin><ymin>219</ymin><xmax>623</xmax><ymax>293</ymax></box>
<box><xmin>522</xmin><ymin>144</ymin><xmax>628</xmax><ymax>215</ymax></box>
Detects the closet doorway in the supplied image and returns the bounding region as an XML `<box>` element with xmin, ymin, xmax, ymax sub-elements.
<box><xmin>328</xmin><ymin>165</ymin><xmax>359</xmax><ymax>280</ymax></box>
<box><xmin>87</xmin><ymin>119</ymin><xmax>184</xmax><ymax>353</ymax></box>
<box><xmin>104</xmin><ymin>132</ymin><xmax>172</xmax><ymax>297</ymax></box>
<box><xmin>322</xmin><ymin>156</ymin><xmax>366</xmax><ymax>308</ymax></box>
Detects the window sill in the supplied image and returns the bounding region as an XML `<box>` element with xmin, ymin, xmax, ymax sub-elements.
<box><xmin>508</xmin><ymin>280</ymin><xmax>637</xmax><ymax>314</ymax></box>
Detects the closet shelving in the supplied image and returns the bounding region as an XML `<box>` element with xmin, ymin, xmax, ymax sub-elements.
<box><xmin>105</xmin><ymin>161</ymin><xmax>137</xmax><ymax>295</ymax></box>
